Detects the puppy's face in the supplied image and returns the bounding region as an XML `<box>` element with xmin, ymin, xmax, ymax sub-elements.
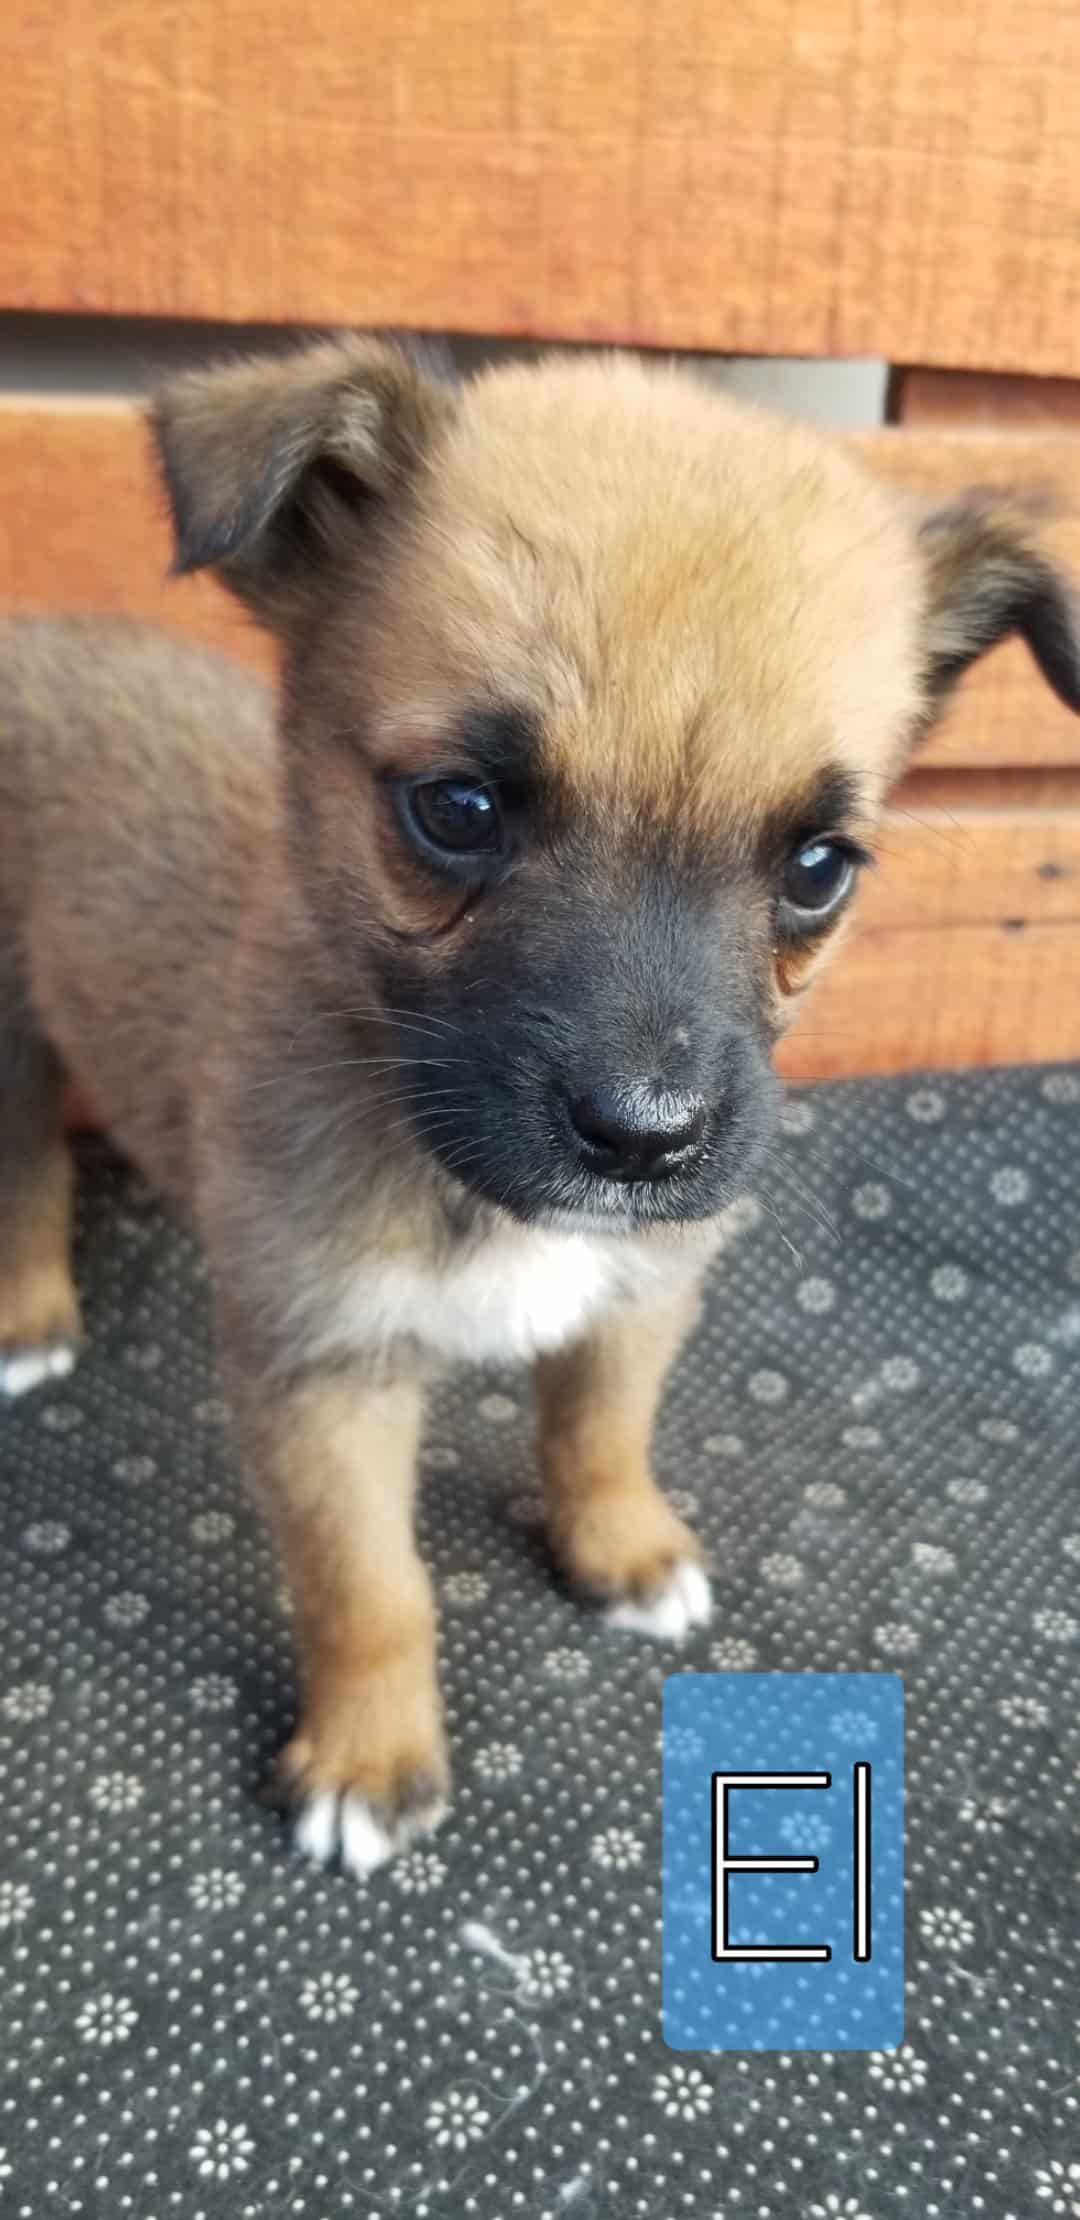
<box><xmin>155</xmin><ymin>343</ymin><xmax>1080</xmax><ymax>1229</ymax></box>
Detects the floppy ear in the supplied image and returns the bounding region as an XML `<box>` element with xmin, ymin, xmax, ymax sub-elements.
<box><xmin>918</xmin><ymin>492</ymin><xmax>1080</xmax><ymax>720</ymax></box>
<box><xmin>150</xmin><ymin>336</ymin><xmax>453</xmax><ymax>630</ymax></box>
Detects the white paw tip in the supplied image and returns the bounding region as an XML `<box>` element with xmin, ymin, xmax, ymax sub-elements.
<box><xmin>0</xmin><ymin>1343</ymin><xmax>77</xmax><ymax>1399</ymax></box>
<box><xmin>340</xmin><ymin>1796</ymin><xmax>394</xmax><ymax>1877</ymax></box>
<box><xmin>291</xmin><ymin>1786</ymin><xmax>445</xmax><ymax>1874</ymax></box>
<box><xmin>293</xmin><ymin>1789</ymin><xmax>340</xmax><ymax>1868</ymax></box>
<box><xmin>606</xmin><ymin>1559</ymin><xmax>713</xmax><ymax>1642</ymax></box>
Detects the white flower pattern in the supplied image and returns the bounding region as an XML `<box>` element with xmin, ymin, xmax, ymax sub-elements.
<box><xmin>76</xmin><ymin>1991</ymin><xmax>138</xmax><ymax>2045</ymax></box>
<box><xmin>189</xmin><ymin>1672</ymin><xmax>238</xmax><ymax>1711</ymax></box>
<box><xmin>299</xmin><ymin>1970</ymin><xmax>359</xmax><ymax>2021</ymax></box>
<box><xmin>521</xmin><ymin>1947</ymin><xmax>575</xmax><ymax>2000</ymax></box>
<box><xmin>590</xmin><ymin>1827</ymin><xmax>644</xmax><ymax>1871</ymax></box>
<box><xmin>709</xmin><ymin>1635</ymin><xmax>758</xmax><ymax>1670</ymax></box>
<box><xmin>89</xmin><ymin>1771</ymin><xmax>145</xmax><ymax>1814</ymax></box>
<box><xmin>867</xmin><ymin>2044</ymin><xmax>928</xmax><ymax>2095</ymax></box>
<box><xmin>191</xmin><ymin>2120</ymin><xmax>254</xmax><ymax>2181</ymax></box>
<box><xmin>1</xmin><ymin>1680</ymin><xmax>53</xmax><ymax>1722</ymax></box>
<box><xmin>761</xmin><ymin>1551</ymin><xmax>804</xmax><ymax>1586</ymax></box>
<box><xmin>919</xmin><ymin>1904</ymin><xmax>975</xmax><ymax>1953</ymax></box>
<box><xmin>188</xmin><ymin>1868</ymin><xmax>245</xmax><ymax>1913</ymax></box>
<box><xmin>473</xmin><ymin>1740</ymin><xmax>523</xmax><ymax>1780</ymax></box>
<box><xmin>1034</xmin><ymin>2160</ymin><xmax>1080</xmax><ymax>2214</ymax></box>
<box><xmin>653</xmin><ymin>2063</ymin><xmax>713</xmax><ymax>2119</ymax></box>
<box><xmin>103</xmin><ymin>1589</ymin><xmax>150</xmax><ymax>1627</ymax></box>
<box><xmin>23</xmin><ymin>1519</ymin><xmax>71</xmax><ymax>1554</ymax></box>
<box><xmin>443</xmin><ymin>1570</ymin><xmax>490</xmax><ymax>1605</ymax></box>
<box><xmin>426</xmin><ymin>2088</ymin><xmax>490</xmax><ymax>2148</ymax></box>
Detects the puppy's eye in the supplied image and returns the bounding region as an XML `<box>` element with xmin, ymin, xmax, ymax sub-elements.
<box><xmin>780</xmin><ymin>838</ymin><xmax>856</xmax><ymax>921</ymax></box>
<box><xmin>404</xmin><ymin>778</ymin><xmax>503</xmax><ymax>859</ymax></box>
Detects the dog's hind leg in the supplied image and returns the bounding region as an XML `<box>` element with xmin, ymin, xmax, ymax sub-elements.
<box><xmin>0</xmin><ymin>968</ymin><xmax>82</xmax><ymax>1397</ymax></box>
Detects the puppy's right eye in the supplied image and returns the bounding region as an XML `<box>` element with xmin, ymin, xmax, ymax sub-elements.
<box><xmin>779</xmin><ymin>837</ymin><xmax>858</xmax><ymax>923</ymax></box>
<box><xmin>400</xmin><ymin>777</ymin><xmax>504</xmax><ymax>862</ymax></box>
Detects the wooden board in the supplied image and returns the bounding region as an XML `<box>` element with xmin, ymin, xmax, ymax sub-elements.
<box><xmin>779</xmin><ymin>921</ymin><xmax>1080</xmax><ymax>1081</ymax></box>
<box><xmin>890</xmin><ymin>369</ymin><xmax>1080</xmax><ymax>431</ymax></box>
<box><xmin>0</xmin><ymin>397</ymin><xmax>273</xmax><ymax>676</ymax></box>
<box><xmin>4</xmin><ymin>1</ymin><xmax>1080</xmax><ymax>374</ymax></box>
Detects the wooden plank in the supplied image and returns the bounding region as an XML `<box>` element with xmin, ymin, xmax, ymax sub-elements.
<box><xmin>3</xmin><ymin>1</ymin><xmax>1080</xmax><ymax>373</ymax></box>
<box><xmin>0</xmin><ymin>397</ymin><xmax>273</xmax><ymax>677</ymax></box>
<box><xmin>890</xmin><ymin>369</ymin><xmax>1080</xmax><ymax>430</ymax></box>
<box><xmin>854</xmin><ymin>770</ymin><xmax>1080</xmax><ymax>930</ymax></box>
<box><xmin>778</xmin><ymin>920</ymin><xmax>1080</xmax><ymax>1080</ymax></box>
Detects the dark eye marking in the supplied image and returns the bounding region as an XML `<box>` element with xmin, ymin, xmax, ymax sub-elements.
<box><xmin>764</xmin><ymin>767</ymin><xmax>871</xmax><ymax>935</ymax></box>
<box><xmin>386</xmin><ymin>703</ymin><xmax>542</xmax><ymax>886</ymax></box>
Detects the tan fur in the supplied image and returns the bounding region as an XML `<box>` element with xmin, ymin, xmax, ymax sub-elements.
<box><xmin>407</xmin><ymin>358</ymin><xmax>923</xmax><ymax>823</ymax></box>
<box><xmin>0</xmin><ymin>1158</ymin><xmax>80</xmax><ymax>1354</ymax></box>
<box><xmin>535</xmin><ymin>1281</ymin><xmax>705</xmax><ymax>1601</ymax></box>
<box><xmin>3</xmin><ymin>340</ymin><xmax>1078</xmax><ymax>1868</ymax></box>
<box><xmin>243</xmin><ymin>1374</ymin><xmax>445</xmax><ymax>1818</ymax></box>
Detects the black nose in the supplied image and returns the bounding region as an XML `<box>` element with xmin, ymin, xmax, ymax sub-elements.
<box><xmin>569</xmin><ymin>1081</ymin><xmax>708</xmax><ymax>1182</ymax></box>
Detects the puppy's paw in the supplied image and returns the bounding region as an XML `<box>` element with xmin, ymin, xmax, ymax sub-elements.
<box><xmin>605</xmin><ymin>1558</ymin><xmax>713</xmax><ymax>1642</ymax></box>
<box><xmin>288</xmin><ymin>1772</ymin><xmax>448</xmax><ymax>1877</ymax></box>
<box><xmin>0</xmin><ymin>1333</ymin><xmax>80</xmax><ymax>1400</ymax></box>
<box><xmin>272</xmin><ymin>1660</ymin><xmax>449</xmax><ymax>1877</ymax></box>
<box><xmin>0</xmin><ymin>1275</ymin><xmax>83</xmax><ymax>1400</ymax></box>
<box><xmin>549</xmin><ymin>1479</ymin><xmax>711</xmax><ymax>1643</ymax></box>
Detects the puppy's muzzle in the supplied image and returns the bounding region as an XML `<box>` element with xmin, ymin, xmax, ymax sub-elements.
<box><xmin>565</xmin><ymin>1078</ymin><xmax>708</xmax><ymax>1184</ymax></box>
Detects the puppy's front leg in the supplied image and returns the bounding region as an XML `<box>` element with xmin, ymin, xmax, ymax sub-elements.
<box><xmin>234</xmin><ymin>1366</ymin><xmax>446</xmax><ymax>1874</ymax></box>
<box><xmin>534</xmin><ymin>1281</ymin><xmax>712</xmax><ymax>1642</ymax></box>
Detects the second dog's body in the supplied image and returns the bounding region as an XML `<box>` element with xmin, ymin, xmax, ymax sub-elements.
<box><xmin>3</xmin><ymin>340</ymin><xmax>1079</xmax><ymax>1874</ymax></box>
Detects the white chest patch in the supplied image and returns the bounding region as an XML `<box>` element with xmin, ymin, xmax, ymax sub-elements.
<box><xmin>321</xmin><ymin>1223</ymin><xmax>644</xmax><ymax>1367</ymax></box>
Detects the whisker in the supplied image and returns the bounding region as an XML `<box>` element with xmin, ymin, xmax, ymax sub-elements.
<box><xmin>766</xmin><ymin>1152</ymin><xmax>841</xmax><ymax>1246</ymax></box>
<box><xmin>756</xmin><ymin>1186</ymin><xmax>805</xmax><ymax>1268</ymax></box>
<box><xmin>249</xmin><ymin>1056</ymin><xmax>467</xmax><ymax>1092</ymax></box>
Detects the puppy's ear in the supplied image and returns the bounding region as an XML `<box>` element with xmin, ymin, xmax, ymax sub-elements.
<box><xmin>150</xmin><ymin>336</ymin><xmax>453</xmax><ymax>630</ymax></box>
<box><xmin>918</xmin><ymin>492</ymin><xmax>1080</xmax><ymax>720</ymax></box>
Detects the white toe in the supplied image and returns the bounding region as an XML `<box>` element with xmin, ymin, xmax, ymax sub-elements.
<box><xmin>606</xmin><ymin>1559</ymin><xmax>713</xmax><ymax>1642</ymax></box>
<box><xmin>340</xmin><ymin>1796</ymin><xmax>393</xmax><ymax>1876</ymax></box>
<box><xmin>0</xmin><ymin>1345</ymin><xmax>75</xmax><ymax>1399</ymax></box>
<box><xmin>293</xmin><ymin>1790</ymin><xmax>339</xmax><ymax>1866</ymax></box>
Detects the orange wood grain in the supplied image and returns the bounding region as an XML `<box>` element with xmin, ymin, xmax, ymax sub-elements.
<box><xmin>0</xmin><ymin>397</ymin><xmax>273</xmax><ymax>677</ymax></box>
<box><xmin>778</xmin><ymin>920</ymin><xmax>1080</xmax><ymax>1080</ymax></box>
<box><xmin>891</xmin><ymin>369</ymin><xmax>1080</xmax><ymax>431</ymax></box>
<box><xmin>3</xmin><ymin>1</ymin><xmax>1080</xmax><ymax>373</ymax></box>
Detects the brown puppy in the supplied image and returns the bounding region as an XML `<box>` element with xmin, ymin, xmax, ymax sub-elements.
<box><xmin>2</xmin><ymin>340</ymin><xmax>1078</xmax><ymax>1874</ymax></box>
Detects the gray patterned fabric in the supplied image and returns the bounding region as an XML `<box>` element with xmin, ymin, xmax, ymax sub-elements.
<box><xmin>1</xmin><ymin>1064</ymin><xmax>1078</xmax><ymax>2220</ymax></box>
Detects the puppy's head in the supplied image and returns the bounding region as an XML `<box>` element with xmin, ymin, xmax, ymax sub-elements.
<box><xmin>153</xmin><ymin>341</ymin><xmax>1080</xmax><ymax>1229</ymax></box>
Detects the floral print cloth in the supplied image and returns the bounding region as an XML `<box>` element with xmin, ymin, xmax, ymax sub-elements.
<box><xmin>1</xmin><ymin>1065</ymin><xmax>1078</xmax><ymax>2218</ymax></box>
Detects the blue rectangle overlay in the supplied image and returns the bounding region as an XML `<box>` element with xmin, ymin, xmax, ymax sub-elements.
<box><xmin>663</xmin><ymin>1673</ymin><xmax>904</xmax><ymax>2051</ymax></box>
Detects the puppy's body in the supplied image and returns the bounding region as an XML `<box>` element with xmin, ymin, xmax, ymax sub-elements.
<box><xmin>0</xmin><ymin>619</ymin><xmax>276</xmax><ymax>1205</ymax></box>
<box><xmin>4</xmin><ymin>344</ymin><xmax>1079</xmax><ymax>1874</ymax></box>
